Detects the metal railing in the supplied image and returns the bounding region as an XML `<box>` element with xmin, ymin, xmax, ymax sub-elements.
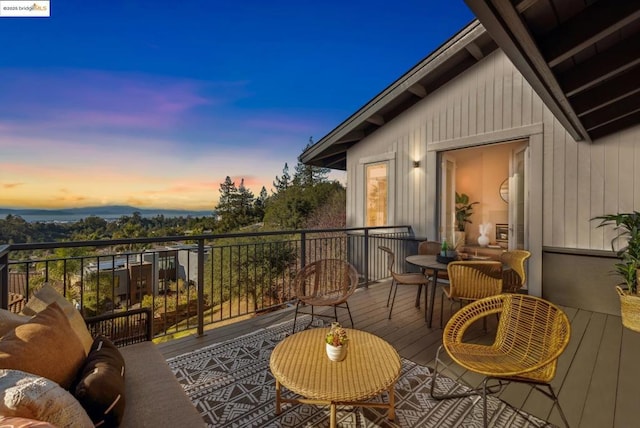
<box><xmin>1</xmin><ymin>226</ymin><xmax>424</xmax><ymax>338</ymax></box>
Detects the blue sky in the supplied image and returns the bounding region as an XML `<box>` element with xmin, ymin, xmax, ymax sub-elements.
<box><xmin>0</xmin><ymin>0</ymin><xmax>474</xmax><ymax>210</ymax></box>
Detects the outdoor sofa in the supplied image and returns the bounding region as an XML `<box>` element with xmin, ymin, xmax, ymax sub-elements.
<box><xmin>0</xmin><ymin>284</ymin><xmax>203</xmax><ymax>427</ymax></box>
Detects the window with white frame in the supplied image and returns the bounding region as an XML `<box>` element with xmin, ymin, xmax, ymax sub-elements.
<box><xmin>365</xmin><ymin>162</ymin><xmax>388</xmax><ymax>227</ymax></box>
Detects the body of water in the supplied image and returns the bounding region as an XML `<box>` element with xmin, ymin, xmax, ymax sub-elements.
<box><xmin>3</xmin><ymin>212</ymin><xmax>211</xmax><ymax>223</ymax></box>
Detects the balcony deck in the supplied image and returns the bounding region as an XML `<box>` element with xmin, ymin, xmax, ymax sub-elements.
<box><xmin>157</xmin><ymin>279</ymin><xmax>637</xmax><ymax>428</ymax></box>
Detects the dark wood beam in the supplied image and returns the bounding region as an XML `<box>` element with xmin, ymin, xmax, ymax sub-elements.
<box><xmin>589</xmin><ymin>110</ymin><xmax>640</xmax><ymax>140</ymax></box>
<box><xmin>407</xmin><ymin>83</ymin><xmax>427</xmax><ymax>98</ymax></box>
<box><xmin>465</xmin><ymin>42</ymin><xmax>485</xmax><ymax>61</ymax></box>
<box><xmin>464</xmin><ymin>0</ymin><xmax>588</xmax><ymax>141</ymax></box>
<box><xmin>540</xmin><ymin>0</ymin><xmax>640</xmax><ymax>68</ymax></box>
<box><xmin>323</xmin><ymin>154</ymin><xmax>347</xmax><ymax>170</ymax></box>
<box><xmin>558</xmin><ymin>32</ymin><xmax>640</xmax><ymax>97</ymax></box>
<box><xmin>335</xmin><ymin>130</ymin><xmax>365</xmax><ymax>144</ymax></box>
<box><xmin>305</xmin><ymin>143</ymin><xmax>348</xmax><ymax>169</ymax></box>
<box><xmin>571</xmin><ymin>70</ymin><xmax>640</xmax><ymax>116</ymax></box>
<box><xmin>366</xmin><ymin>114</ymin><xmax>385</xmax><ymax>126</ymax></box>
<box><xmin>582</xmin><ymin>95</ymin><xmax>640</xmax><ymax>131</ymax></box>
<box><xmin>514</xmin><ymin>0</ymin><xmax>539</xmax><ymax>13</ymax></box>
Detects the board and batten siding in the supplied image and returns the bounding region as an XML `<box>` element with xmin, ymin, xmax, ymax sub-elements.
<box><xmin>346</xmin><ymin>49</ymin><xmax>640</xmax><ymax>310</ymax></box>
<box><xmin>348</xmin><ymin>50</ymin><xmax>546</xmax><ymax>240</ymax></box>
<box><xmin>347</xmin><ymin>49</ymin><xmax>640</xmax><ymax>251</ymax></box>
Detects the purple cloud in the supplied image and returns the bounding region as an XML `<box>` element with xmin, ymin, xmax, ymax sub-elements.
<box><xmin>0</xmin><ymin>69</ymin><xmax>221</xmax><ymax>131</ymax></box>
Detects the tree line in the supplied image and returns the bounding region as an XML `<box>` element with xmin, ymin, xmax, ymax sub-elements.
<box><xmin>1</xmin><ymin>142</ymin><xmax>347</xmax><ymax>323</ymax></box>
<box><xmin>0</xmin><ymin>142</ymin><xmax>346</xmax><ymax>244</ymax></box>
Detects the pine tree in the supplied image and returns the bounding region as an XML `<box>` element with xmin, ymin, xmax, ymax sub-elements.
<box><xmin>293</xmin><ymin>138</ymin><xmax>330</xmax><ymax>188</ymax></box>
<box><xmin>273</xmin><ymin>163</ymin><xmax>291</xmax><ymax>193</ymax></box>
<box><xmin>253</xmin><ymin>186</ymin><xmax>268</xmax><ymax>221</ymax></box>
<box><xmin>216</xmin><ymin>176</ymin><xmax>239</xmax><ymax>232</ymax></box>
<box><xmin>236</xmin><ymin>178</ymin><xmax>256</xmax><ymax>226</ymax></box>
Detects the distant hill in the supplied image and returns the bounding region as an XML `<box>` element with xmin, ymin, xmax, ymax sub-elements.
<box><xmin>0</xmin><ymin>205</ymin><xmax>213</xmax><ymax>218</ymax></box>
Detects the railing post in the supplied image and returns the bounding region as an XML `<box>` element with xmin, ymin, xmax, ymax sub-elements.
<box><xmin>0</xmin><ymin>246</ymin><xmax>8</xmax><ymax>310</ymax></box>
<box><xmin>197</xmin><ymin>238</ymin><xmax>205</xmax><ymax>337</ymax></box>
<box><xmin>300</xmin><ymin>232</ymin><xmax>306</xmax><ymax>269</ymax></box>
<box><xmin>364</xmin><ymin>229</ymin><xmax>369</xmax><ymax>287</ymax></box>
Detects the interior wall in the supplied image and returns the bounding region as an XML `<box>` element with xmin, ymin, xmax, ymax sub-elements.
<box><xmin>447</xmin><ymin>142</ymin><xmax>516</xmax><ymax>243</ymax></box>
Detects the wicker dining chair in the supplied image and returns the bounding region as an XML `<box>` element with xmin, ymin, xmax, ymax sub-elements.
<box><xmin>379</xmin><ymin>246</ymin><xmax>430</xmax><ymax>319</ymax></box>
<box><xmin>500</xmin><ymin>249</ymin><xmax>531</xmax><ymax>293</ymax></box>
<box><xmin>430</xmin><ymin>293</ymin><xmax>571</xmax><ymax>428</ymax></box>
<box><xmin>416</xmin><ymin>241</ymin><xmax>449</xmax><ymax>303</ymax></box>
<box><xmin>440</xmin><ymin>260</ymin><xmax>502</xmax><ymax>328</ymax></box>
<box><xmin>418</xmin><ymin>240</ymin><xmax>441</xmax><ymax>256</ymax></box>
<box><xmin>291</xmin><ymin>259</ymin><xmax>359</xmax><ymax>334</ymax></box>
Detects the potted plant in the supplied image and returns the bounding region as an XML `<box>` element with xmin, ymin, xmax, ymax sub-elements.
<box><xmin>325</xmin><ymin>322</ymin><xmax>348</xmax><ymax>361</ymax></box>
<box><xmin>593</xmin><ymin>211</ymin><xmax>640</xmax><ymax>332</ymax></box>
<box><xmin>454</xmin><ymin>193</ymin><xmax>479</xmax><ymax>247</ymax></box>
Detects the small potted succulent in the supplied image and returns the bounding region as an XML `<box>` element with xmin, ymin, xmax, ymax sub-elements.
<box><xmin>325</xmin><ymin>322</ymin><xmax>348</xmax><ymax>361</ymax></box>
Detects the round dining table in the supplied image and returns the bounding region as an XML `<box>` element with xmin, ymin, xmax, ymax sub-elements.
<box><xmin>405</xmin><ymin>255</ymin><xmax>449</xmax><ymax>328</ymax></box>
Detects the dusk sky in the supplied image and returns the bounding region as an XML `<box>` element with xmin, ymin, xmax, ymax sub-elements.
<box><xmin>1</xmin><ymin>1</ymin><xmax>474</xmax><ymax>211</ymax></box>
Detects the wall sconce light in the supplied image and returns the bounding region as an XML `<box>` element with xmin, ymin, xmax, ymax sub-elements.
<box><xmin>413</xmin><ymin>160</ymin><xmax>421</xmax><ymax>168</ymax></box>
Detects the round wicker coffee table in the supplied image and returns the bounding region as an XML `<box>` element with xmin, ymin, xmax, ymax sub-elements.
<box><xmin>269</xmin><ymin>328</ymin><xmax>401</xmax><ymax>428</ymax></box>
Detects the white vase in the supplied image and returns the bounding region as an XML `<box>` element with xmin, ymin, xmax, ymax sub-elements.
<box><xmin>325</xmin><ymin>342</ymin><xmax>348</xmax><ymax>362</ymax></box>
<box><xmin>478</xmin><ymin>234</ymin><xmax>490</xmax><ymax>247</ymax></box>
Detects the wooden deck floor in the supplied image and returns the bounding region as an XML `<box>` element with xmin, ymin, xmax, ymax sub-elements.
<box><xmin>157</xmin><ymin>280</ymin><xmax>638</xmax><ymax>428</ymax></box>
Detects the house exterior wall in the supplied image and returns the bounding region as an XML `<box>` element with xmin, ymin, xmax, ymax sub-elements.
<box><xmin>347</xmin><ymin>50</ymin><xmax>547</xmax><ymax>237</ymax></box>
<box><xmin>345</xmin><ymin>49</ymin><xmax>640</xmax><ymax>314</ymax></box>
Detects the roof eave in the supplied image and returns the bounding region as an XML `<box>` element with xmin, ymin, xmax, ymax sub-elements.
<box><xmin>464</xmin><ymin>0</ymin><xmax>591</xmax><ymax>142</ymax></box>
<box><xmin>301</xmin><ymin>19</ymin><xmax>492</xmax><ymax>169</ymax></box>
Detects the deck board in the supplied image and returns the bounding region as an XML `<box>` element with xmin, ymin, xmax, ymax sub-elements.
<box><xmin>156</xmin><ymin>279</ymin><xmax>634</xmax><ymax>427</ymax></box>
<box><xmin>580</xmin><ymin>314</ymin><xmax>621</xmax><ymax>428</ymax></box>
<box><xmin>554</xmin><ymin>311</ymin><xmax>606</xmax><ymax>427</ymax></box>
<box><xmin>615</xmin><ymin>326</ymin><xmax>640</xmax><ymax>427</ymax></box>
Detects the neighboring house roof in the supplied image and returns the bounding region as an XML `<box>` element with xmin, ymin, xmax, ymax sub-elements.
<box><xmin>465</xmin><ymin>0</ymin><xmax>640</xmax><ymax>142</ymax></box>
<box><xmin>8</xmin><ymin>272</ymin><xmax>28</xmax><ymax>297</ymax></box>
<box><xmin>303</xmin><ymin>0</ymin><xmax>640</xmax><ymax>169</ymax></box>
<box><xmin>301</xmin><ymin>20</ymin><xmax>498</xmax><ymax>170</ymax></box>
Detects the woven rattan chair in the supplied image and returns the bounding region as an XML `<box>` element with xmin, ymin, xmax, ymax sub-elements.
<box><xmin>430</xmin><ymin>294</ymin><xmax>571</xmax><ymax>428</ymax></box>
<box><xmin>416</xmin><ymin>241</ymin><xmax>450</xmax><ymax>304</ymax></box>
<box><xmin>291</xmin><ymin>259</ymin><xmax>359</xmax><ymax>334</ymax></box>
<box><xmin>500</xmin><ymin>249</ymin><xmax>531</xmax><ymax>293</ymax></box>
<box><xmin>418</xmin><ymin>240</ymin><xmax>441</xmax><ymax>256</ymax></box>
<box><xmin>440</xmin><ymin>260</ymin><xmax>502</xmax><ymax>328</ymax></box>
<box><xmin>379</xmin><ymin>246</ymin><xmax>430</xmax><ymax>319</ymax></box>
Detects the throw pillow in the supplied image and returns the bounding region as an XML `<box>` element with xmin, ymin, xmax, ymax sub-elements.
<box><xmin>0</xmin><ymin>416</ymin><xmax>57</xmax><ymax>427</ymax></box>
<box><xmin>0</xmin><ymin>309</ymin><xmax>30</xmax><ymax>337</ymax></box>
<box><xmin>0</xmin><ymin>369</ymin><xmax>93</xmax><ymax>428</ymax></box>
<box><xmin>0</xmin><ymin>302</ymin><xmax>85</xmax><ymax>389</ymax></box>
<box><xmin>20</xmin><ymin>283</ymin><xmax>93</xmax><ymax>355</ymax></box>
<box><xmin>74</xmin><ymin>335</ymin><xmax>126</xmax><ymax>427</ymax></box>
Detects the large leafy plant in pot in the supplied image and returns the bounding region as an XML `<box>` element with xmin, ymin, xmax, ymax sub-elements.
<box><xmin>454</xmin><ymin>193</ymin><xmax>478</xmax><ymax>248</ymax></box>
<box><xmin>593</xmin><ymin>211</ymin><xmax>640</xmax><ymax>332</ymax></box>
<box><xmin>455</xmin><ymin>193</ymin><xmax>479</xmax><ymax>232</ymax></box>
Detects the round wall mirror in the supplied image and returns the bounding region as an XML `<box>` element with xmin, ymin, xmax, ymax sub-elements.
<box><xmin>499</xmin><ymin>178</ymin><xmax>509</xmax><ymax>203</ymax></box>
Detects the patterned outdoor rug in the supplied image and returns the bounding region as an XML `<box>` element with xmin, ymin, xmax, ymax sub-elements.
<box><xmin>168</xmin><ymin>317</ymin><xmax>551</xmax><ymax>427</ymax></box>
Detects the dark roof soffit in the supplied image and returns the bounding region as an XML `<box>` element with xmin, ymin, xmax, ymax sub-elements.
<box><xmin>465</xmin><ymin>0</ymin><xmax>640</xmax><ymax>143</ymax></box>
<box><xmin>464</xmin><ymin>0</ymin><xmax>588</xmax><ymax>142</ymax></box>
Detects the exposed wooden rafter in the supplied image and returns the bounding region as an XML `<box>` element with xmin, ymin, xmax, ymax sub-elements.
<box><xmin>466</xmin><ymin>0</ymin><xmax>640</xmax><ymax>142</ymax></box>
<box><xmin>407</xmin><ymin>83</ymin><xmax>427</xmax><ymax>98</ymax></box>
<box><xmin>582</xmin><ymin>96</ymin><xmax>640</xmax><ymax>132</ymax></box>
<box><xmin>465</xmin><ymin>0</ymin><xmax>588</xmax><ymax>141</ymax></box>
<box><xmin>465</xmin><ymin>42</ymin><xmax>485</xmax><ymax>60</ymax></box>
<box><xmin>539</xmin><ymin>0</ymin><xmax>640</xmax><ymax>68</ymax></box>
<box><xmin>558</xmin><ymin>32</ymin><xmax>640</xmax><ymax>97</ymax></box>
<box><xmin>570</xmin><ymin>70</ymin><xmax>640</xmax><ymax>117</ymax></box>
<box><xmin>366</xmin><ymin>114</ymin><xmax>385</xmax><ymax>126</ymax></box>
